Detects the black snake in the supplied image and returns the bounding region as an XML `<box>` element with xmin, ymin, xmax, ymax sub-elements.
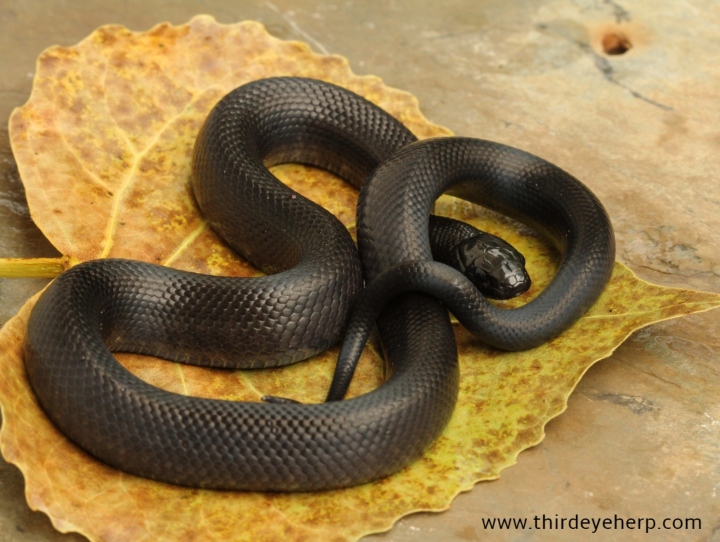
<box><xmin>24</xmin><ymin>77</ymin><xmax>615</xmax><ymax>491</ymax></box>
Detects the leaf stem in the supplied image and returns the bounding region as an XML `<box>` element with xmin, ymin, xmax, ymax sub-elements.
<box><xmin>0</xmin><ymin>257</ymin><xmax>69</xmax><ymax>278</ymax></box>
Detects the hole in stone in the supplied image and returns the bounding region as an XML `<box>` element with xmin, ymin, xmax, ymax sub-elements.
<box><xmin>602</xmin><ymin>32</ymin><xmax>632</xmax><ymax>55</ymax></box>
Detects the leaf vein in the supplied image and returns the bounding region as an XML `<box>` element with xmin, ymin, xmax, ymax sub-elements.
<box><xmin>162</xmin><ymin>220</ymin><xmax>208</xmax><ymax>267</ymax></box>
<box><xmin>99</xmin><ymin>93</ymin><xmax>207</xmax><ymax>258</ymax></box>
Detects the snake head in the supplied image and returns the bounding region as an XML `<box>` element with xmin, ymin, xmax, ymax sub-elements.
<box><xmin>453</xmin><ymin>232</ymin><xmax>531</xmax><ymax>300</ymax></box>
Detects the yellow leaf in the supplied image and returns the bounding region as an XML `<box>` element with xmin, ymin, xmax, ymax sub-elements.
<box><xmin>1</xmin><ymin>15</ymin><xmax>718</xmax><ymax>542</ymax></box>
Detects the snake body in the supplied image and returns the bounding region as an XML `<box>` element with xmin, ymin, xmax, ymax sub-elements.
<box><xmin>24</xmin><ymin>77</ymin><xmax>614</xmax><ymax>491</ymax></box>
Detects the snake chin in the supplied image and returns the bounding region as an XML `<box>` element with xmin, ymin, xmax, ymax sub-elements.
<box><xmin>454</xmin><ymin>233</ymin><xmax>531</xmax><ymax>300</ymax></box>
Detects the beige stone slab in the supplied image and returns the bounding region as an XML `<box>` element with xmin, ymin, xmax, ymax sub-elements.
<box><xmin>0</xmin><ymin>1</ymin><xmax>717</xmax><ymax>541</ymax></box>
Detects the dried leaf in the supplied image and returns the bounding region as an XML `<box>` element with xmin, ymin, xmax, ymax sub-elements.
<box><xmin>1</xmin><ymin>15</ymin><xmax>718</xmax><ymax>542</ymax></box>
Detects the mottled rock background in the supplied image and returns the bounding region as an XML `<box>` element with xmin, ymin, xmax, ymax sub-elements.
<box><xmin>0</xmin><ymin>1</ymin><xmax>718</xmax><ymax>541</ymax></box>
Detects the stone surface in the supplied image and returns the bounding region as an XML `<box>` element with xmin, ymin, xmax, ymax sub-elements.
<box><xmin>0</xmin><ymin>1</ymin><xmax>718</xmax><ymax>541</ymax></box>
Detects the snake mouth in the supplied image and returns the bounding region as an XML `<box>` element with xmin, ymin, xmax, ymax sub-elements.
<box><xmin>480</xmin><ymin>264</ymin><xmax>532</xmax><ymax>299</ymax></box>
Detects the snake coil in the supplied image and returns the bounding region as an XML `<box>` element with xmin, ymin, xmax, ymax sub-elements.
<box><xmin>24</xmin><ymin>77</ymin><xmax>614</xmax><ymax>491</ymax></box>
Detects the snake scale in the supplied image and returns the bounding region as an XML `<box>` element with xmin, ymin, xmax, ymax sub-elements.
<box><xmin>24</xmin><ymin>77</ymin><xmax>615</xmax><ymax>491</ymax></box>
